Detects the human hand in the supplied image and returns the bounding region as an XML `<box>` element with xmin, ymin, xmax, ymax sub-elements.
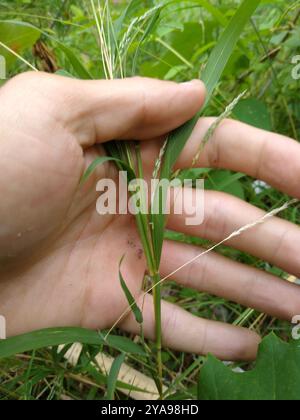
<box><xmin>0</xmin><ymin>72</ymin><xmax>299</xmax><ymax>361</ymax></box>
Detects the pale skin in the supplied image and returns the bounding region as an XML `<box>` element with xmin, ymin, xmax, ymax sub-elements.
<box><xmin>0</xmin><ymin>72</ymin><xmax>299</xmax><ymax>361</ymax></box>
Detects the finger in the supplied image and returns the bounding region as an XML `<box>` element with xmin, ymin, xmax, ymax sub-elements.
<box><xmin>10</xmin><ymin>72</ymin><xmax>205</xmax><ymax>147</ymax></box>
<box><xmin>177</xmin><ymin>118</ymin><xmax>300</xmax><ymax>198</ymax></box>
<box><xmin>120</xmin><ymin>294</ymin><xmax>260</xmax><ymax>361</ymax></box>
<box><xmin>161</xmin><ymin>240</ymin><xmax>300</xmax><ymax>321</ymax></box>
<box><xmin>168</xmin><ymin>188</ymin><xmax>300</xmax><ymax>277</ymax></box>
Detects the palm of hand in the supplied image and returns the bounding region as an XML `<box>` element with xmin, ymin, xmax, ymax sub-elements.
<box><xmin>0</xmin><ymin>108</ymin><xmax>150</xmax><ymax>337</ymax></box>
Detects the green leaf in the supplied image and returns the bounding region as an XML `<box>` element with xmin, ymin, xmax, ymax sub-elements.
<box><xmin>152</xmin><ymin>0</ymin><xmax>261</xmax><ymax>263</ymax></box>
<box><xmin>198</xmin><ymin>334</ymin><xmax>300</xmax><ymax>400</ymax></box>
<box><xmin>166</xmin><ymin>0</ymin><xmax>228</xmax><ymax>27</ymax></box>
<box><xmin>119</xmin><ymin>257</ymin><xmax>143</xmax><ymax>324</ymax></box>
<box><xmin>201</xmin><ymin>0</ymin><xmax>261</xmax><ymax>103</ymax></box>
<box><xmin>104</xmin><ymin>335</ymin><xmax>145</xmax><ymax>355</ymax></box>
<box><xmin>82</xmin><ymin>155</ymin><xmax>136</xmax><ymax>186</ymax></box>
<box><xmin>81</xmin><ymin>156</ymin><xmax>121</xmax><ymax>184</ymax></box>
<box><xmin>234</xmin><ymin>98</ymin><xmax>272</xmax><ymax>131</ymax></box>
<box><xmin>205</xmin><ymin>170</ymin><xmax>245</xmax><ymax>200</ymax></box>
<box><xmin>106</xmin><ymin>353</ymin><xmax>126</xmax><ymax>400</ymax></box>
<box><xmin>0</xmin><ymin>327</ymin><xmax>145</xmax><ymax>358</ymax></box>
<box><xmin>189</xmin><ymin>0</ymin><xmax>228</xmax><ymax>26</ymax></box>
<box><xmin>55</xmin><ymin>69</ymin><xmax>75</xmax><ymax>78</ymax></box>
<box><xmin>40</xmin><ymin>30</ymin><xmax>93</xmax><ymax>79</ymax></box>
<box><xmin>55</xmin><ymin>43</ymin><xmax>92</xmax><ymax>79</ymax></box>
<box><xmin>0</xmin><ymin>20</ymin><xmax>40</xmax><ymax>69</ymax></box>
<box><xmin>132</xmin><ymin>7</ymin><xmax>162</xmax><ymax>74</ymax></box>
<box><xmin>113</xmin><ymin>0</ymin><xmax>142</xmax><ymax>40</ymax></box>
<box><xmin>164</xmin><ymin>0</ymin><xmax>261</xmax><ymax>174</ymax></box>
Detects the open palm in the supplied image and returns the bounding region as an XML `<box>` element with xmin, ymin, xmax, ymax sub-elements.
<box><xmin>1</xmin><ymin>72</ymin><xmax>299</xmax><ymax>361</ymax></box>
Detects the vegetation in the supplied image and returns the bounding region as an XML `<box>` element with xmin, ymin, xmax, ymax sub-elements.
<box><xmin>0</xmin><ymin>0</ymin><xmax>299</xmax><ymax>400</ymax></box>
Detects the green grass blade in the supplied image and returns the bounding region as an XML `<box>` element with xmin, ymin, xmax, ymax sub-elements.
<box><xmin>119</xmin><ymin>257</ymin><xmax>143</xmax><ymax>324</ymax></box>
<box><xmin>81</xmin><ymin>156</ymin><xmax>120</xmax><ymax>184</ymax></box>
<box><xmin>113</xmin><ymin>0</ymin><xmax>141</xmax><ymax>40</ymax></box>
<box><xmin>164</xmin><ymin>0</ymin><xmax>261</xmax><ymax>175</ymax></box>
<box><xmin>132</xmin><ymin>7</ymin><xmax>162</xmax><ymax>74</ymax></box>
<box><xmin>56</xmin><ymin>43</ymin><xmax>93</xmax><ymax>79</ymax></box>
<box><xmin>0</xmin><ymin>327</ymin><xmax>145</xmax><ymax>358</ymax></box>
<box><xmin>151</xmin><ymin>0</ymin><xmax>261</xmax><ymax>263</ymax></box>
<box><xmin>166</xmin><ymin>0</ymin><xmax>228</xmax><ymax>27</ymax></box>
<box><xmin>106</xmin><ymin>353</ymin><xmax>126</xmax><ymax>400</ymax></box>
<box><xmin>201</xmin><ymin>0</ymin><xmax>261</xmax><ymax>103</ymax></box>
<box><xmin>192</xmin><ymin>0</ymin><xmax>228</xmax><ymax>26</ymax></box>
<box><xmin>81</xmin><ymin>155</ymin><xmax>136</xmax><ymax>184</ymax></box>
<box><xmin>55</xmin><ymin>69</ymin><xmax>75</xmax><ymax>78</ymax></box>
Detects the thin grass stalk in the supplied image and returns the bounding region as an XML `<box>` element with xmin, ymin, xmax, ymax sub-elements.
<box><xmin>151</xmin><ymin>271</ymin><xmax>163</xmax><ymax>395</ymax></box>
<box><xmin>0</xmin><ymin>41</ymin><xmax>38</xmax><ymax>71</ymax></box>
<box><xmin>135</xmin><ymin>143</ymin><xmax>163</xmax><ymax>396</ymax></box>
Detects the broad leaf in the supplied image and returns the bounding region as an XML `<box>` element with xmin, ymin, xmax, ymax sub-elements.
<box><xmin>198</xmin><ymin>334</ymin><xmax>300</xmax><ymax>400</ymax></box>
<box><xmin>0</xmin><ymin>20</ymin><xmax>92</xmax><ymax>79</ymax></box>
<box><xmin>0</xmin><ymin>20</ymin><xmax>40</xmax><ymax>69</ymax></box>
<box><xmin>234</xmin><ymin>98</ymin><xmax>272</xmax><ymax>131</ymax></box>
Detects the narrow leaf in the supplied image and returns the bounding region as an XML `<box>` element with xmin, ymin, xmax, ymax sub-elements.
<box><xmin>0</xmin><ymin>327</ymin><xmax>145</xmax><ymax>359</ymax></box>
<box><xmin>119</xmin><ymin>257</ymin><xmax>143</xmax><ymax>324</ymax></box>
<box><xmin>201</xmin><ymin>0</ymin><xmax>261</xmax><ymax>103</ymax></box>
<box><xmin>56</xmin><ymin>43</ymin><xmax>93</xmax><ymax>80</ymax></box>
<box><xmin>81</xmin><ymin>156</ymin><xmax>120</xmax><ymax>184</ymax></box>
<box><xmin>106</xmin><ymin>353</ymin><xmax>126</xmax><ymax>400</ymax></box>
<box><xmin>151</xmin><ymin>0</ymin><xmax>261</xmax><ymax>263</ymax></box>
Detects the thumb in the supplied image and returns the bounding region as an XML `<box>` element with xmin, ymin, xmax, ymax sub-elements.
<box><xmin>16</xmin><ymin>73</ymin><xmax>206</xmax><ymax>147</ymax></box>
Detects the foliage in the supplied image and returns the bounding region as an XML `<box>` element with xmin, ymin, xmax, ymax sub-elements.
<box><xmin>198</xmin><ymin>334</ymin><xmax>300</xmax><ymax>400</ymax></box>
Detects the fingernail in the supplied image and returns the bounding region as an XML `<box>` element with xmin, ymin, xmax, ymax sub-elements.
<box><xmin>180</xmin><ymin>79</ymin><xmax>206</xmax><ymax>92</ymax></box>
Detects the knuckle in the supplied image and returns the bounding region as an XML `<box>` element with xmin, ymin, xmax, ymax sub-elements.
<box><xmin>162</xmin><ymin>305</ymin><xmax>179</xmax><ymax>342</ymax></box>
<box><xmin>234</xmin><ymin>340</ymin><xmax>255</xmax><ymax>361</ymax></box>
<box><xmin>5</xmin><ymin>71</ymin><xmax>43</xmax><ymax>90</ymax></box>
<box><xmin>203</xmin><ymin>192</ymin><xmax>229</xmax><ymax>238</ymax></box>
<box><xmin>130</xmin><ymin>77</ymin><xmax>152</xmax><ymax>128</ymax></box>
<box><xmin>206</xmin><ymin>118</ymin><xmax>234</xmax><ymax>167</ymax></box>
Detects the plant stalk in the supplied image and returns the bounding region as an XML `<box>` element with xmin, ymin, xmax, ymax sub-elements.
<box><xmin>151</xmin><ymin>270</ymin><xmax>163</xmax><ymax>397</ymax></box>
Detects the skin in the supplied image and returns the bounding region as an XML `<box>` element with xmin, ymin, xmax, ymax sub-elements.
<box><xmin>0</xmin><ymin>71</ymin><xmax>299</xmax><ymax>361</ymax></box>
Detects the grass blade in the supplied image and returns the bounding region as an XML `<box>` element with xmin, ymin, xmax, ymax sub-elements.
<box><xmin>81</xmin><ymin>156</ymin><xmax>120</xmax><ymax>184</ymax></box>
<box><xmin>57</xmin><ymin>43</ymin><xmax>93</xmax><ymax>79</ymax></box>
<box><xmin>106</xmin><ymin>353</ymin><xmax>126</xmax><ymax>400</ymax></box>
<box><xmin>201</xmin><ymin>0</ymin><xmax>261</xmax><ymax>103</ymax></box>
<box><xmin>151</xmin><ymin>0</ymin><xmax>261</xmax><ymax>263</ymax></box>
<box><xmin>113</xmin><ymin>0</ymin><xmax>141</xmax><ymax>38</ymax></box>
<box><xmin>0</xmin><ymin>327</ymin><xmax>145</xmax><ymax>358</ymax></box>
<box><xmin>119</xmin><ymin>257</ymin><xmax>143</xmax><ymax>324</ymax></box>
<box><xmin>81</xmin><ymin>155</ymin><xmax>136</xmax><ymax>184</ymax></box>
